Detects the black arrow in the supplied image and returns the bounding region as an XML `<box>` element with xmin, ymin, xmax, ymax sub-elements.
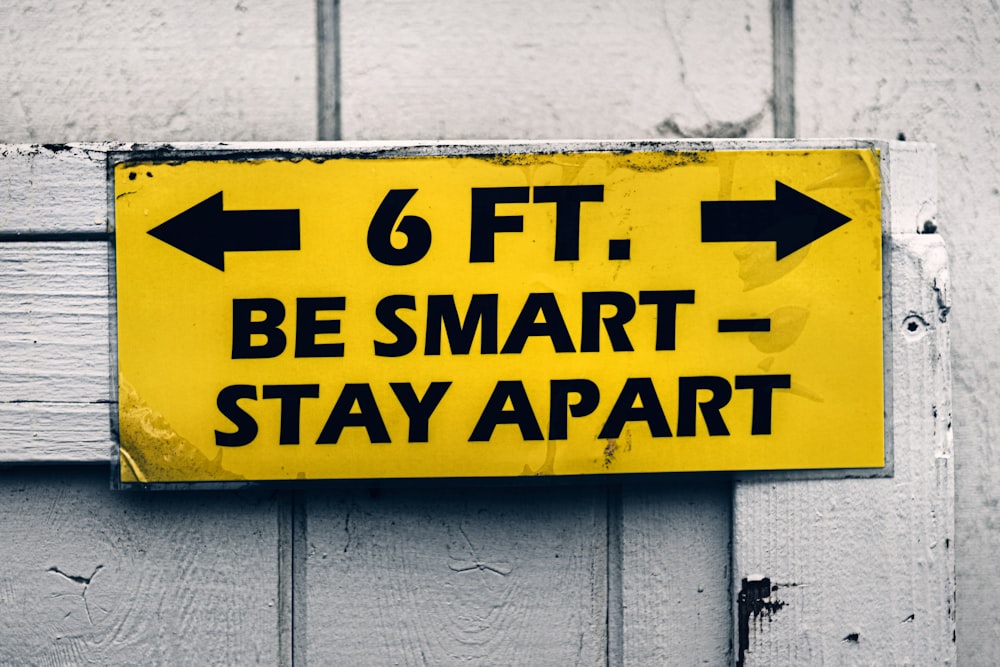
<box><xmin>701</xmin><ymin>181</ymin><xmax>851</xmax><ymax>260</ymax></box>
<box><xmin>147</xmin><ymin>192</ymin><xmax>300</xmax><ymax>271</ymax></box>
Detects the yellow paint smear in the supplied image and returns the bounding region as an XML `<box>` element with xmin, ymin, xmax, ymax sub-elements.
<box><xmin>119</xmin><ymin>375</ymin><xmax>241</xmax><ymax>483</ymax></box>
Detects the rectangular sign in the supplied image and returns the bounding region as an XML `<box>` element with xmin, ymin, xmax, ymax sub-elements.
<box><xmin>112</xmin><ymin>143</ymin><xmax>884</xmax><ymax>484</ymax></box>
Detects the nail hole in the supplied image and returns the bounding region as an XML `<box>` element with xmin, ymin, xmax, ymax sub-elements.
<box><xmin>902</xmin><ymin>314</ymin><xmax>928</xmax><ymax>339</ymax></box>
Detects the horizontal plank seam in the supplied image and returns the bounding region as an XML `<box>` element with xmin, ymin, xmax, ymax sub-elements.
<box><xmin>607</xmin><ymin>485</ymin><xmax>623</xmax><ymax>667</ymax></box>
<box><xmin>0</xmin><ymin>232</ymin><xmax>110</xmax><ymax>243</ymax></box>
<box><xmin>772</xmin><ymin>0</ymin><xmax>795</xmax><ymax>138</ymax></box>
<box><xmin>317</xmin><ymin>0</ymin><xmax>340</xmax><ymax>142</ymax></box>
<box><xmin>1</xmin><ymin>399</ymin><xmax>113</xmax><ymax>405</ymax></box>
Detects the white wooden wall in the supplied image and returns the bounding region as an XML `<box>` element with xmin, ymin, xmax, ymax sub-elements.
<box><xmin>0</xmin><ymin>1</ymin><xmax>983</xmax><ymax>664</ymax></box>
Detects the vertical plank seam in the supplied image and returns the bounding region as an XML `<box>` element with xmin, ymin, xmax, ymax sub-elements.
<box><xmin>730</xmin><ymin>482</ymin><xmax>738</xmax><ymax>665</ymax></box>
<box><xmin>278</xmin><ymin>492</ymin><xmax>294</xmax><ymax>667</ymax></box>
<box><xmin>292</xmin><ymin>492</ymin><xmax>309</xmax><ymax>667</ymax></box>
<box><xmin>606</xmin><ymin>485</ymin><xmax>624</xmax><ymax>667</ymax></box>
<box><xmin>731</xmin><ymin>2</ymin><xmax>797</xmax><ymax>658</ymax></box>
<box><xmin>297</xmin><ymin>1</ymin><xmax>339</xmax><ymax>660</ymax></box>
<box><xmin>317</xmin><ymin>0</ymin><xmax>341</xmax><ymax>141</ymax></box>
<box><xmin>772</xmin><ymin>0</ymin><xmax>795</xmax><ymax>138</ymax></box>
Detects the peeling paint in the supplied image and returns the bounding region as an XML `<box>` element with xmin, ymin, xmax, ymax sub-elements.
<box><xmin>655</xmin><ymin>109</ymin><xmax>767</xmax><ymax>139</ymax></box>
<box><xmin>932</xmin><ymin>279</ymin><xmax>950</xmax><ymax>323</ymax></box>
<box><xmin>447</xmin><ymin>524</ymin><xmax>513</xmax><ymax>578</ymax></box>
<box><xmin>47</xmin><ymin>565</ymin><xmax>106</xmax><ymax>625</ymax></box>
<box><xmin>737</xmin><ymin>575</ymin><xmax>786</xmax><ymax>667</ymax></box>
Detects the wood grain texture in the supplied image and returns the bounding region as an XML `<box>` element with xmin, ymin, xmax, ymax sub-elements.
<box><xmin>0</xmin><ymin>466</ymin><xmax>281</xmax><ymax>664</ymax></box>
<box><xmin>339</xmin><ymin>0</ymin><xmax>773</xmax><ymax>140</ymax></box>
<box><xmin>0</xmin><ymin>403</ymin><xmax>112</xmax><ymax>463</ymax></box>
<box><xmin>621</xmin><ymin>481</ymin><xmax>732</xmax><ymax>665</ymax></box>
<box><xmin>0</xmin><ymin>0</ymin><xmax>317</xmax><ymax>143</ymax></box>
<box><xmin>733</xmin><ymin>232</ymin><xmax>955</xmax><ymax>664</ymax></box>
<box><xmin>794</xmin><ymin>2</ymin><xmax>990</xmax><ymax>660</ymax></box>
<box><xmin>0</xmin><ymin>242</ymin><xmax>111</xmax><ymax>462</ymax></box>
<box><xmin>299</xmin><ymin>486</ymin><xmax>608</xmax><ymax>665</ymax></box>
<box><xmin>0</xmin><ymin>242</ymin><xmax>110</xmax><ymax>404</ymax></box>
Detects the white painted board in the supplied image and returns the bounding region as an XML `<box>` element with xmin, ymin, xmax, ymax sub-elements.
<box><xmin>299</xmin><ymin>487</ymin><xmax>608</xmax><ymax>665</ymax></box>
<box><xmin>0</xmin><ymin>466</ymin><xmax>282</xmax><ymax>664</ymax></box>
<box><xmin>795</xmin><ymin>2</ymin><xmax>993</xmax><ymax>661</ymax></box>
<box><xmin>622</xmin><ymin>482</ymin><xmax>733</xmax><ymax>664</ymax></box>
<box><xmin>339</xmin><ymin>0</ymin><xmax>773</xmax><ymax>140</ymax></box>
<box><xmin>732</xmin><ymin>146</ymin><xmax>955</xmax><ymax>665</ymax></box>
<box><xmin>0</xmin><ymin>0</ymin><xmax>317</xmax><ymax>143</ymax></box>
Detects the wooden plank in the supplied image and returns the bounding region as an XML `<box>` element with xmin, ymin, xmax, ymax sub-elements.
<box><xmin>0</xmin><ymin>403</ymin><xmax>112</xmax><ymax>462</ymax></box>
<box><xmin>732</xmin><ymin>150</ymin><xmax>955</xmax><ymax>665</ymax></box>
<box><xmin>299</xmin><ymin>486</ymin><xmax>608</xmax><ymax>665</ymax></box>
<box><xmin>0</xmin><ymin>1</ymin><xmax>317</xmax><ymax>143</ymax></box>
<box><xmin>795</xmin><ymin>5</ymin><xmax>996</xmax><ymax>659</ymax></box>
<box><xmin>0</xmin><ymin>145</ymin><xmax>110</xmax><ymax>236</ymax></box>
<box><xmin>339</xmin><ymin>0</ymin><xmax>773</xmax><ymax>140</ymax></box>
<box><xmin>0</xmin><ymin>242</ymin><xmax>111</xmax><ymax>462</ymax></box>
<box><xmin>0</xmin><ymin>242</ymin><xmax>110</xmax><ymax>404</ymax></box>
<box><xmin>621</xmin><ymin>482</ymin><xmax>732</xmax><ymax>665</ymax></box>
<box><xmin>0</xmin><ymin>466</ymin><xmax>281</xmax><ymax>664</ymax></box>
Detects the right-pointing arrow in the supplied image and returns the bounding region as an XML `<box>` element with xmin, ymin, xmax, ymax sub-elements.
<box><xmin>701</xmin><ymin>181</ymin><xmax>851</xmax><ymax>260</ymax></box>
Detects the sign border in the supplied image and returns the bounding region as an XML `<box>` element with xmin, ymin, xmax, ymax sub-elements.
<box><xmin>106</xmin><ymin>139</ymin><xmax>893</xmax><ymax>490</ymax></box>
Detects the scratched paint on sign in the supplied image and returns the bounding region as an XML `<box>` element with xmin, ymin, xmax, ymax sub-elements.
<box><xmin>113</xmin><ymin>147</ymin><xmax>883</xmax><ymax>483</ymax></box>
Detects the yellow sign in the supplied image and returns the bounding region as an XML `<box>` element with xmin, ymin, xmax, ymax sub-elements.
<box><xmin>113</xmin><ymin>146</ymin><xmax>884</xmax><ymax>483</ymax></box>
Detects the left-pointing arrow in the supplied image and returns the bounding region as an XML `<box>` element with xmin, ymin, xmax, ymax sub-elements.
<box><xmin>147</xmin><ymin>192</ymin><xmax>300</xmax><ymax>271</ymax></box>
